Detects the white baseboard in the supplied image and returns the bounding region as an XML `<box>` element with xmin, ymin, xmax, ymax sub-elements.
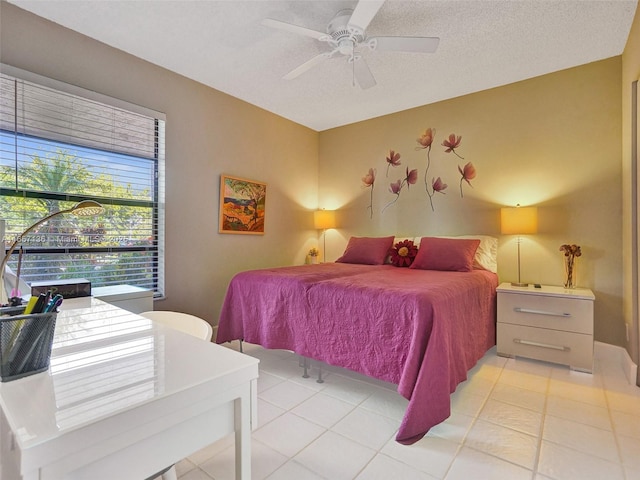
<box><xmin>595</xmin><ymin>341</ymin><xmax>638</xmax><ymax>385</ymax></box>
<box><xmin>622</xmin><ymin>347</ymin><xmax>638</xmax><ymax>385</ymax></box>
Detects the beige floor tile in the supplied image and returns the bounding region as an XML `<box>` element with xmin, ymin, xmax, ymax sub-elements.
<box><xmin>293</xmin><ymin>431</ymin><xmax>376</xmax><ymax>480</ymax></box>
<box><xmin>538</xmin><ymin>441</ymin><xmax>625</xmax><ymax>480</ymax></box>
<box><xmin>490</xmin><ymin>382</ymin><xmax>546</xmax><ymax>411</ymax></box>
<box><xmin>542</xmin><ymin>415</ymin><xmax>618</xmax><ymax>462</ymax></box>
<box><xmin>479</xmin><ymin>398</ymin><xmax>542</xmax><ymax>436</ymax></box>
<box><xmin>445</xmin><ymin>446</ymin><xmax>533</xmax><ymax>480</ymax></box>
<box><xmin>465</xmin><ymin>419</ymin><xmax>538</xmax><ymax>469</ymax></box>
<box><xmin>545</xmin><ymin>395</ymin><xmax>612</xmax><ymax>430</ymax></box>
<box><xmin>355</xmin><ymin>454</ymin><xmax>438</xmax><ymax>480</ymax></box>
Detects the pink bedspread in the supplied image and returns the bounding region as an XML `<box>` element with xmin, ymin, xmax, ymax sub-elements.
<box><xmin>217</xmin><ymin>263</ymin><xmax>498</xmax><ymax>444</ymax></box>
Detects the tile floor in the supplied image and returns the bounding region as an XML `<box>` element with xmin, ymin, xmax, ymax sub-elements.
<box><xmin>175</xmin><ymin>342</ymin><xmax>640</xmax><ymax>480</ymax></box>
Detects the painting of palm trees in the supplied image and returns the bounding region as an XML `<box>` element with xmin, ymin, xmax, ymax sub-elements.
<box><xmin>219</xmin><ymin>175</ymin><xmax>267</xmax><ymax>234</ymax></box>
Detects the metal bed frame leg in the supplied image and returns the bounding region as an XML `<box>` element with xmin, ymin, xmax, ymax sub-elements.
<box><xmin>298</xmin><ymin>356</ymin><xmax>323</xmax><ymax>382</ymax></box>
<box><xmin>239</xmin><ymin>339</ymin><xmax>243</xmax><ymax>353</ymax></box>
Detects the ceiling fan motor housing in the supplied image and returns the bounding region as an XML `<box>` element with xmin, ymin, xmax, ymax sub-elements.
<box><xmin>328</xmin><ymin>9</ymin><xmax>364</xmax><ymax>55</ymax></box>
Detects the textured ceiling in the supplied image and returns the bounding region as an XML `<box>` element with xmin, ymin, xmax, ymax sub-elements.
<box><xmin>7</xmin><ymin>0</ymin><xmax>638</xmax><ymax>131</ymax></box>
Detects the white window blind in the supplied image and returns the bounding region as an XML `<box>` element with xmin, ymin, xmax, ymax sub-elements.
<box><xmin>0</xmin><ymin>66</ymin><xmax>165</xmax><ymax>296</ymax></box>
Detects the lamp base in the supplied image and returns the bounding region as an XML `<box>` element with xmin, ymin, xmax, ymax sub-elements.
<box><xmin>510</xmin><ymin>281</ymin><xmax>529</xmax><ymax>287</ymax></box>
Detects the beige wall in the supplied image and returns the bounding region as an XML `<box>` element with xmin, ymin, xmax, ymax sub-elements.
<box><xmin>622</xmin><ymin>6</ymin><xmax>640</xmax><ymax>376</ymax></box>
<box><xmin>319</xmin><ymin>58</ymin><xmax>624</xmax><ymax>346</ymax></box>
<box><xmin>0</xmin><ymin>3</ymin><xmax>320</xmax><ymax>327</ymax></box>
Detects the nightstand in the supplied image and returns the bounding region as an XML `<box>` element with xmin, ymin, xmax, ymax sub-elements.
<box><xmin>496</xmin><ymin>283</ymin><xmax>595</xmax><ymax>373</ymax></box>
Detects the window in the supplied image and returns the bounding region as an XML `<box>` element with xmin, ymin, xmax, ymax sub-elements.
<box><xmin>0</xmin><ymin>66</ymin><xmax>165</xmax><ymax>296</ymax></box>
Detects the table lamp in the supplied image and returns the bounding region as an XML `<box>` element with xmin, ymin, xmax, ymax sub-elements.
<box><xmin>1</xmin><ymin>200</ymin><xmax>104</xmax><ymax>305</ymax></box>
<box><xmin>314</xmin><ymin>209</ymin><xmax>336</xmax><ymax>263</ymax></box>
<box><xmin>500</xmin><ymin>204</ymin><xmax>538</xmax><ymax>287</ymax></box>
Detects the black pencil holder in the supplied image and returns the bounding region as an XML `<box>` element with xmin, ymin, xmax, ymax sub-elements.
<box><xmin>0</xmin><ymin>305</ymin><xmax>57</xmax><ymax>382</ymax></box>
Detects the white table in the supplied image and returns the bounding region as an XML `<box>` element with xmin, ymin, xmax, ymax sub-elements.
<box><xmin>0</xmin><ymin>297</ymin><xmax>259</xmax><ymax>480</ymax></box>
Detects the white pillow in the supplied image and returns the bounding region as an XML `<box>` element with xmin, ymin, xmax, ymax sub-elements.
<box><xmin>414</xmin><ymin>235</ymin><xmax>498</xmax><ymax>273</ymax></box>
<box><xmin>393</xmin><ymin>236</ymin><xmax>414</xmax><ymax>246</ymax></box>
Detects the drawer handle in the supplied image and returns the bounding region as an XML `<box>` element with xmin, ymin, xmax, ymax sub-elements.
<box><xmin>514</xmin><ymin>307</ymin><xmax>571</xmax><ymax>318</ymax></box>
<box><xmin>513</xmin><ymin>338</ymin><xmax>571</xmax><ymax>352</ymax></box>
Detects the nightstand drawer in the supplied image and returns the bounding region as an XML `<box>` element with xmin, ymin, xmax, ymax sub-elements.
<box><xmin>497</xmin><ymin>323</ymin><xmax>593</xmax><ymax>372</ymax></box>
<box><xmin>497</xmin><ymin>293</ymin><xmax>593</xmax><ymax>334</ymax></box>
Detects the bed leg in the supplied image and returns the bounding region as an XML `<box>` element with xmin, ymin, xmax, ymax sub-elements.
<box><xmin>239</xmin><ymin>339</ymin><xmax>243</xmax><ymax>353</ymax></box>
<box><xmin>302</xmin><ymin>357</ymin><xmax>310</xmax><ymax>378</ymax></box>
<box><xmin>317</xmin><ymin>364</ymin><xmax>324</xmax><ymax>384</ymax></box>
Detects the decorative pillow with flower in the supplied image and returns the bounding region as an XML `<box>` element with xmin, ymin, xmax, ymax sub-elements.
<box><xmin>389</xmin><ymin>239</ymin><xmax>419</xmax><ymax>267</ymax></box>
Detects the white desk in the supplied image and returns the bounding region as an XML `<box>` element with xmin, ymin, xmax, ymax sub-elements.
<box><xmin>0</xmin><ymin>298</ymin><xmax>259</xmax><ymax>480</ymax></box>
<box><xmin>92</xmin><ymin>284</ymin><xmax>154</xmax><ymax>313</ymax></box>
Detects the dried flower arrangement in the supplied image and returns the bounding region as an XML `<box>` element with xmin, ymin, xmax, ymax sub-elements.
<box><xmin>560</xmin><ymin>244</ymin><xmax>581</xmax><ymax>288</ymax></box>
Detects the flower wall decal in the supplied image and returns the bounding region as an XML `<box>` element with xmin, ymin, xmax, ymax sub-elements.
<box><xmin>458</xmin><ymin>162</ymin><xmax>476</xmax><ymax>197</ymax></box>
<box><xmin>386</xmin><ymin>150</ymin><xmax>401</xmax><ymax>176</ymax></box>
<box><xmin>432</xmin><ymin>176</ymin><xmax>448</xmax><ymax>193</ymax></box>
<box><xmin>405</xmin><ymin>167</ymin><xmax>418</xmax><ymax>186</ymax></box>
<box><xmin>358</xmin><ymin>128</ymin><xmax>477</xmax><ymax>217</ymax></box>
<box><xmin>362</xmin><ymin>167</ymin><xmax>376</xmax><ymax>219</ymax></box>
<box><xmin>383</xmin><ymin>167</ymin><xmax>418</xmax><ymax>212</ymax></box>
<box><xmin>417</xmin><ymin>129</ymin><xmax>468</xmax><ymax>209</ymax></box>
<box><xmin>417</xmin><ymin>128</ymin><xmax>436</xmax><ymax>211</ymax></box>
<box><xmin>417</xmin><ymin>128</ymin><xmax>436</xmax><ymax>150</ymax></box>
<box><xmin>442</xmin><ymin>133</ymin><xmax>464</xmax><ymax>159</ymax></box>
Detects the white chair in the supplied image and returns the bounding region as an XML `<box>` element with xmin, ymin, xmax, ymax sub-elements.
<box><xmin>140</xmin><ymin>310</ymin><xmax>213</xmax><ymax>480</ymax></box>
<box><xmin>140</xmin><ymin>310</ymin><xmax>213</xmax><ymax>341</ymax></box>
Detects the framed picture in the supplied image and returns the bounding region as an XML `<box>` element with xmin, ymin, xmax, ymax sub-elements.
<box><xmin>219</xmin><ymin>174</ymin><xmax>267</xmax><ymax>235</ymax></box>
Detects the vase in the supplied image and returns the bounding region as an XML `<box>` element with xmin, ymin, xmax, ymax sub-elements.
<box><xmin>564</xmin><ymin>255</ymin><xmax>577</xmax><ymax>289</ymax></box>
<box><xmin>310</xmin><ymin>256</ymin><xmax>318</xmax><ymax>265</ymax></box>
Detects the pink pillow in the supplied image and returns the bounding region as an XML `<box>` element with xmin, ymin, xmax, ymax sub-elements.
<box><xmin>410</xmin><ymin>237</ymin><xmax>480</xmax><ymax>272</ymax></box>
<box><xmin>336</xmin><ymin>236</ymin><xmax>395</xmax><ymax>265</ymax></box>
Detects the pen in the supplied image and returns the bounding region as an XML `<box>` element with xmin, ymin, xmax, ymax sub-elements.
<box><xmin>43</xmin><ymin>294</ymin><xmax>63</xmax><ymax>313</ymax></box>
<box><xmin>23</xmin><ymin>296</ymin><xmax>39</xmax><ymax>315</ymax></box>
<box><xmin>31</xmin><ymin>293</ymin><xmax>48</xmax><ymax>314</ymax></box>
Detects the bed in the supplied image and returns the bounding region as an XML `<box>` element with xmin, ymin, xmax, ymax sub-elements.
<box><xmin>216</xmin><ymin>235</ymin><xmax>499</xmax><ymax>445</ymax></box>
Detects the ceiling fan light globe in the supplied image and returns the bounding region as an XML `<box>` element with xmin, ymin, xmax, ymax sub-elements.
<box><xmin>338</xmin><ymin>39</ymin><xmax>354</xmax><ymax>55</ymax></box>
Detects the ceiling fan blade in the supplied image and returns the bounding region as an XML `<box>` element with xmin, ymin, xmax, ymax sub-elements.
<box><xmin>283</xmin><ymin>51</ymin><xmax>334</xmax><ymax>80</ymax></box>
<box><xmin>261</xmin><ymin>18</ymin><xmax>326</xmax><ymax>40</ymax></box>
<box><xmin>347</xmin><ymin>0</ymin><xmax>385</xmax><ymax>34</ymax></box>
<box><xmin>353</xmin><ymin>57</ymin><xmax>376</xmax><ymax>90</ymax></box>
<box><xmin>371</xmin><ymin>36</ymin><xmax>440</xmax><ymax>53</ymax></box>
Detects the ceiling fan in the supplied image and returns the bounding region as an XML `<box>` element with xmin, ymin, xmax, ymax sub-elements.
<box><xmin>262</xmin><ymin>0</ymin><xmax>440</xmax><ymax>89</ymax></box>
